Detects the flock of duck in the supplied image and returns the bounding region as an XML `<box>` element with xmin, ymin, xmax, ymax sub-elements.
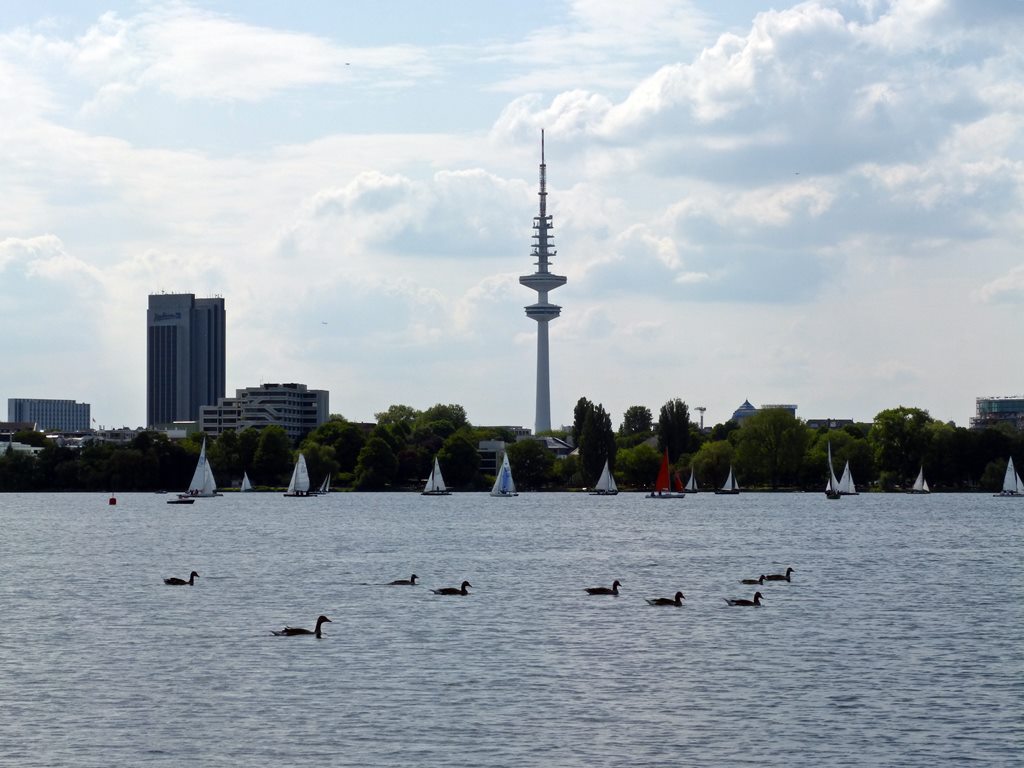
<box><xmin>161</xmin><ymin>566</ymin><xmax>797</xmax><ymax>637</ymax></box>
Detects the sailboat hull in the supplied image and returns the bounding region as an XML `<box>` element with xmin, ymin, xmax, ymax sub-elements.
<box><xmin>589</xmin><ymin>489</ymin><xmax>619</xmax><ymax>496</ymax></box>
<box><xmin>648</xmin><ymin>450</ymin><xmax>684</xmax><ymax>498</ymax></box>
<box><xmin>714</xmin><ymin>489</ymin><xmax>740</xmax><ymax>495</ymax></box>
<box><xmin>422</xmin><ymin>490</ymin><xmax>452</xmax><ymax>496</ymax></box>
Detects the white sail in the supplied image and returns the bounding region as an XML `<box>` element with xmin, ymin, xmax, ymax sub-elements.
<box><xmin>826</xmin><ymin>442</ymin><xmax>840</xmax><ymax>495</ymax></box>
<box><xmin>721</xmin><ymin>466</ymin><xmax>739</xmax><ymax>492</ymax></box>
<box><xmin>423</xmin><ymin>457</ymin><xmax>449</xmax><ymax>494</ymax></box>
<box><xmin>317</xmin><ymin>474</ymin><xmax>331</xmax><ymax>494</ymax></box>
<box><xmin>286</xmin><ymin>454</ymin><xmax>310</xmax><ymax>495</ymax></box>
<box><xmin>1002</xmin><ymin>457</ymin><xmax>1022</xmax><ymax>494</ymax></box>
<box><xmin>684</xmin><ymin>469</ymin><xmax>698</xmax><ymax>492</ymax></box>
<box><xmin>490</xmin><ymin>453</ymin><xmax>517</xmax><ymax>496</ymax></box>
<box><xmin>838</xmin><ymin>461</ymin><xmax>857</xmax><ymax>495</ymax></box>
<box><xmin>593</xmin><ymin>460</ymin><xmax>618</xmax><ymax>494</ymax></box>
<box><xmin>240</xmin><ymin>472</ymin><xmax>252</xmax><ymax>492</ymax></box>
<box><xmin>185</xmin><ymin>439</ymin><xmax>217</xmax><ymax>497</ymax></box>
<box><xmin>911</xmin><ymin>467</ymin><xmax>929</xmax><ymax>493</ymax></box>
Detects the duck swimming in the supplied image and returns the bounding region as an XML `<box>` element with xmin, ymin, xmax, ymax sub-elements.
<box><xmin>432</xmin><ymin>580</ymin><xmax>471</xmax><ymax>595</ymax></box>
<box><xmin>764</xmin><ymin>567</ymin><xmax>795</xmax><ymax>582</ymax></box>
<box><xmin>389</xmin><ymin>574</ymin><xmax>418</xmax><ymax>585</ymax></box>
<box><xmin>271</xmin><ymin>615</ymin><xmax>332</xmax><ymax>637</ymax></box>
<box><xmin>724</xmin><ymin>592</ymin><xmax>764</xmax><ymax>606</ymax></box>
<box><xmin>646</xmin><ymin>591</ymin><xmax>685</xmax><ymax>606</ymax></box>
<box><xmin>164</xmin><ymin>571</ymin><xmax>199</xmax><ymax>586</ymax></box>
<box><xmin>740</xmin><ymin>575</ymin><xmax>765</xmax><ymax>585</ymax></box>
<box><xmin>585</xmin><ymin>580</ymin><xmax>622</xmax><ymax>596</ymax></box>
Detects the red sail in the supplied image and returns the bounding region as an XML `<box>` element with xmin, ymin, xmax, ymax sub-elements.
<box><xmin>655</xmin><ymin>450</ymin><xmax>671</xmax><ymax>492</ymax></box>
<box><xmin>673</xmin><ymin>472</ymin><xmax>685</xmax><ymax>492</ymax></box>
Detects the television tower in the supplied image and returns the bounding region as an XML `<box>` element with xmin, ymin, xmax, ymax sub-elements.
<box><xmin>520</xmin><ymin>130</ymin><xmax>567</xmax><ymax>435</ymax></box>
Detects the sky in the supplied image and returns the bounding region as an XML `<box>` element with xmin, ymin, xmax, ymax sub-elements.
<box><xmin>1</xmin><ymin>0</ymin><xmax>1021</xmax><ymax>431</ymax></box>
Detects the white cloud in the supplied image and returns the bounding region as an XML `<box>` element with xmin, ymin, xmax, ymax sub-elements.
<box><xmin>975</xmin><ymin>265</ymin><xmax>1024</xmax><ymax>304</ymax></box>
<box><xmin>1</xmin><ymin>1</ymin><xmax>1022</xmax><ymax>429</ymax></box>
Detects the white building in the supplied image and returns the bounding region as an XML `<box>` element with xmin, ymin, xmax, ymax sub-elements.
<box><xmin>199</xmin><ymin>382</ymin><xmax>328</xmax><ymax>442</ymax></box>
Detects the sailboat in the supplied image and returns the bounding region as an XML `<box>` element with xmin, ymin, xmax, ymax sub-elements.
<box><xmin>283</xmin><ymin>453</ymin><xmax>312</xmax><ymax>497</ymax></box>
<box><xmin>994</xmin><ymin>456</ymin><xmax>1023</xmax><ymax>497</ymax></box>
<box><xmin>589</xmin><ymin>459</ymin><xmax>618</xmax><ymax>496</ymax></box>
<box><xmin>684</xmin><ymin>468</ymin><xmax>699</xmax><ymax>493</ymax></box>
<box><xmin>315</xmin><ymin>474</ymin><xmax>331</xmax><ymax>495</ymax></box>
<box><xmin>838</xmin><ymin>460</ymin><xmax>858</xmax><ymax>495</ymax></box>
<box><xmin>908</xmin><ymin>466</ymin><xmax>930</xmax><ymax>494</ymax></box>
<box><xmin>825</xmin><ymin>442</ymin><xmax>841</xmax><ymax>499</ymax></box>
<box><xmin>179</xmin><ymin>438</ymin><xmax>218</xmax><ymax>499</ymax></box>
<box><xmin>491</xmin><ymin>453</ymin><xmax>518</xmax><ymax>497</ymax></box>
<box><xmin>240</xmin><ymin>472</ymin><xmax>253</xmax><ymax>492</ymax></box>
<box><xmin>422</xmin><ymin>456</ymin><xmax>451</xmax><ymax>496</ymax></box>
<box><xmin>648</xmin><ymin>450</ymin><xmax>685</xmax><ymax>498</ymax></box>
<box><xmin>715</xmin><ymin>465</ymin><xmax>740</xmax><ymax>495</ymax></box>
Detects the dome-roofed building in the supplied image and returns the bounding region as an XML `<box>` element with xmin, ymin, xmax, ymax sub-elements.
<box><xmin>732</xmin><ymin>399</ymin><xmax>757</xmax><ymax>424</ymax></box>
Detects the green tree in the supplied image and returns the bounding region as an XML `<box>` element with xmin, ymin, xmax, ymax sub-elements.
<box><xmin>374</xmin><ymin>404</ymin><xmax>421</xmax><ymax>428</ymax></box>
<box><xmin>13</xmin><ymin>430</ymin><xmax>49</xmax><ymax>448</ymax></box>
<box><xmin>355</xmin><ymin>436</ymin><xmax>399</xmax><ymax>490</ymax></box>
<box><xmin>238</xmin><ymin>428</ymin><xmax>262</xmax><ymax>477</ymax></box>
<box><xmin>692</xmin><ymin>439</ymin><xmax>734</xmax><ymax>488</ymax></box>
<box><xmin>437</xmin><ymin>431</ymin><xmax>481</xmax><ymax>488</ymax></box>
<box><xmin>734</xmin><ymin>408</ymin><xmax>809</xmax><ymax>488</ymax></box>
<box><xmin>869</xmin><ymin>407</ymin><xmax>933</xmax><ymax>487</ymax></box>
<box><xmin>579</xmin><ymin>403</ymin><xmax>616</xmax><ymax>486</ymax></box>
<box><xmin>505</xmin><ymin>439</ymin><xmax>554</xmax><ymax>491</ymax></box>
<box><xmin>303</xmin><ymin>443</ymin><xmax>339</xmax><ymax>490</ymax></box>
<box><xmin>657</xmin><ymin>398</ymin><xmax>690</xmax><ymax>462</ymax></box>
<box><xmin>305</xmin><ymin>420</ymin><xmax>365</xmax><ymax>474</ymax></box>
<box><xmin>207</xmin><ymin>429</ymin><xmax>241</xmax><ymax>483</ymax></box>
<box><xmin>571</xmin><ymin>397</ymin><xmax>593</xmax><ymax>447</ymax></box>
<box><xmin>619</xmin><ymin>405</ymin><xmax>653</xmax><ymax>437</ymax></box>
<box><xmin>253</xmin><ymin>426</ymin><xmax>294</xmax><ymax>486</ymax></box>
<box><xmin>417</xmin><ymin>404</ymin><xmax>469</xmax><ymax>433</ymax></box>
<box><xmin>108</xmin><ymin>448</ymin><xmax>155</xmax><ymax>490</ymax></box>
<box><xmin>615</xmin><ymin>443</ymin><xmax>662</xmax><ymax>488</ymax></box>
<box><xmin>553</xmin><ymin>453</ymin><xmax>583</xmax><ymax>488</ymax></box>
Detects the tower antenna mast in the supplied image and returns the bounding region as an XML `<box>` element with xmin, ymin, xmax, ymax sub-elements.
<box><xmin>519</xmin><ymin>130</ymin><xmax>567</xmax><ymax>434</ymax></box>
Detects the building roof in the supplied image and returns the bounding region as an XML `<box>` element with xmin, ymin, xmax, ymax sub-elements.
<box><xmin>0</xmin><ymin>421</ymin><xmax>37</xmax><ymax>433</ymax></box>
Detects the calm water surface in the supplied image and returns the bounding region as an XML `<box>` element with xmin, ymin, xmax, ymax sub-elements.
<box><xmin>0</xmin><ymin>491</ymin><xmax>1020</xmax><ymax>767</ymax></box>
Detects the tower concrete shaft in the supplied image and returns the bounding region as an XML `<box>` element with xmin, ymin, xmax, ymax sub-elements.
<box><xmin>519</xmin><ymin>131</ymin><xmax>566</xmax><ymax>434</ymax></box>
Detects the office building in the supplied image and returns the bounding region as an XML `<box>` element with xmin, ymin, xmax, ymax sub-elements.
<box><xmin>7</xmin><ymin>399</ymin><xmax>90</xmax><ymax>431</ymax></box>
<box><xmin>147</xmin><ymin>293</ymin><xmax>226</xmax><ymax>427</ymax></box>
<box><xmin>199</xmin><ymin>382</ymin><xmax>328</xmax><ymax>442</ymax></box>
<box><xmin>971</xmin><ymin>396</ymin><xmax>1024</xmax><ymax>431</ymax></box>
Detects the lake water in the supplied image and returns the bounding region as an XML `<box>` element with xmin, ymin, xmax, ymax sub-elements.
<box><xmin>0</xmin><ymin>491</ymin><xmax>1020</xmax><ymax>767</ymax></box>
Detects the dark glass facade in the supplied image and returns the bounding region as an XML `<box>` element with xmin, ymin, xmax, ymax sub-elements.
<box><xmin>146</xmin><ymin>294</ymin><xmax>225</xmax><ymax>427</ymax></box>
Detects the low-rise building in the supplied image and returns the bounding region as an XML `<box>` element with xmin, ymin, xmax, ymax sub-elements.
<box><xmin>806</xmin><ymin>418</ymin><xmax>855</xmax><ymax>430</ymax></box>
<box><xmin>477</xmin><ymin>440</ymin><xmax>506</xmax><ymax>476</ymax></box>
<box><xmin>199</xmin><ymin>382</ymin><xmax>329</xmax><ymax>442</ymax></box>
<box><xmin>970</xmin><ymin>396</ymin><xmax>1024</xmax><ymax>431</ymax></box>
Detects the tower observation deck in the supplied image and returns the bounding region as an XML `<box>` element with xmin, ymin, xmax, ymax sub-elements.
<box><xmin>519</xmin><ymin>130</ymin><xmax>567</xmax><ymax>434</ymax></box>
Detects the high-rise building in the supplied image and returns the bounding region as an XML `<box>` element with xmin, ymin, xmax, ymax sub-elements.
<box><xmin>519</xmin><ymin>131</ymin><xmax>566</xmax><ymax>434</ymax></box>
<box><xmin>147</xmin><ymin>293</ymin><xmax>226</xmax><ymax>427</ymax></box>
<box><xmin>198</xmin><ymin>382</ymin><xmax>328</xmax><ymax>442</ymax></box>
<box><xmin>7</xmin><ymin>399</ymin><xmax>90</xmax><ymax>431</ymax></box>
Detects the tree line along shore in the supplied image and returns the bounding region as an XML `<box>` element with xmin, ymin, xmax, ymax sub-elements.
<box><xmin>1</xmin><ymin>400</ymin><xmax>1020</xmax><ymax>493</ymax></box>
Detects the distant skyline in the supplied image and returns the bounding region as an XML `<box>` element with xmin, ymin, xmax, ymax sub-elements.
<box><xmin>1</xmin><ymin>1</ymin><xmax>1021</xmax><ymax>430</ymax></box>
